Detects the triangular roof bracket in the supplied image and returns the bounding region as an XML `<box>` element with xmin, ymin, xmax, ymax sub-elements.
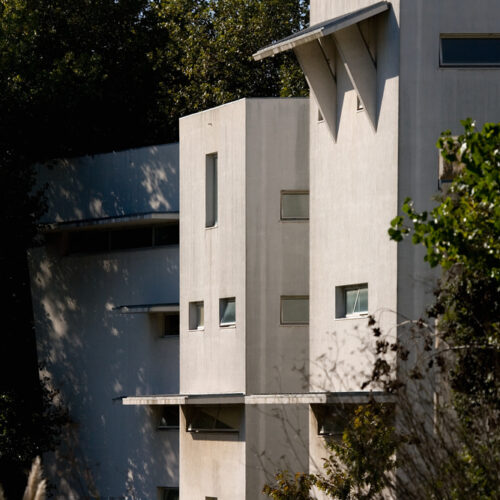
<box><xmin>294</xmin><ymin>39</ymin><xmax>337</xmax><ymax>141</ymax></box>
<box><xmin>333</xmin><ymin>24</ymin><xmax>378</xmax><ymax>131</ymax></box>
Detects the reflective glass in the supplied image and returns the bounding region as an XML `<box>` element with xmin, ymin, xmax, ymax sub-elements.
<box><xmin>281</xmin><ymin>193</ymin><xmax>309</xmax><ymax>220</ymax></box>
<box><xmin>220</xmin><ymin>298</ymin><xmax>235</xmax><ymax>325</ymax></box>
<box><xmin>281</xmin><ymin>297</ymin><xmax>309</xmax><ymax>324</ymax></box>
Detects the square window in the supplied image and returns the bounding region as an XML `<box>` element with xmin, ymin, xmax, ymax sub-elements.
<box><xmin>163</xmin><ymin>313</ymin><xmax>179</xmax><ymax>337</ymax></box>
<box><xmin>335</xmin><ymin>284</ymin><xmax>368</xmax><ymax>318</ymax></box>
<box><xmin>219</xmin><ymin>298</ymin><xmax>236</xmax><ymax>326</ymax></box>
<box><xmin>280</xmin><ymin>191</ymin><xmax>309</xmax><ymax>220</ymax></box>
<box><xmin>206</xmin><ymin>153</ymin><xmax>218</xmax><ymax>227</ymax></box>
<box><xmin>158</xmin><ymin>406</ymin><xmax>179</xmax><ymax>430</ymax></box>
<box><xmin>280</xmin><ymin>296</ymin><xmax>309</xmax><ymax>325</ymax></box>
<box><xmin>189</xmin><ymin>301</ymin><xmax>204</xmax><ymax>330</ymax></box>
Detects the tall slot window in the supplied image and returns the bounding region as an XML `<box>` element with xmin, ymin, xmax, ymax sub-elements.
<box><xmin>206</xmin><ymin>153</ymin><xmax>218</xmax><ymax>227</ymax></box>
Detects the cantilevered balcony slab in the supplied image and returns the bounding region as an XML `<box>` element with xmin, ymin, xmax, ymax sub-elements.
<box><xmin>114</xmin><ymin>303</ymin><xmax>180</xmax><ymax>314</ymax></box>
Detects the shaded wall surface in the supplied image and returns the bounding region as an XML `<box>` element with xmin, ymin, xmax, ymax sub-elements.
<box><xmin>29</xmin><ymin>144</ymin><xmax>180</xmax><ymax>498</ymax></box>
<box><xmin>36</xmin><ymin>143</ymin><xmax>179</xmax><ymax>223</ymax></box>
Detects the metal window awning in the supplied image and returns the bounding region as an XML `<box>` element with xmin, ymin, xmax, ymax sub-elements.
<box><xmin>114</xmin><ymin>303</ymin><xmax>180</xmax><ymax>314</ymax></box>
<box><xmin>252</xmin><ymin>1</ymin><xmax>389</xmax><ymax>61</ymax></box>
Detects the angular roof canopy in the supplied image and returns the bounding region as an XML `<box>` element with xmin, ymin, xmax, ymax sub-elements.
<box><xmin>253</xmin><ymin>1</ymin><xmax>389</xmax><ymax>61</ymax></box>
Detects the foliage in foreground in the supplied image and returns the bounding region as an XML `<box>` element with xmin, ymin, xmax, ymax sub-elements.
<box><xmin>264</xmin><ymin>120</ymin><xmax>500</xmax><ymax>498</ymax></box>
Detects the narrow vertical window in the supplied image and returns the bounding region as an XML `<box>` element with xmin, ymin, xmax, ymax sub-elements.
<box><xmin>219</xmin><ymin>298</ymin><xmax>236</xmax><ymax>326</ymax></box>
<box><xmin>189</xmin><ymin>301</ymin><xmax>204</xmax><ymax>330</ymax></box>
<box><xmin>206</xmin><ymin>153</ymin><xmax>218</xmax><ymax>227</ymax></box>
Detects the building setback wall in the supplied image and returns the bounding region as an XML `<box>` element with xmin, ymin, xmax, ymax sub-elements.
<box><xmin>36</xmin><ymin>143</ymin><xmax>179</xmax><ymax>223</ymax></box>
<box><xmin>179</xmin><ymin>100</ymin><xmax>247</xmax><ymax>395</ymax></box>
<box><xmin>309</xmin><ymin>1</ymin><xmax>400</xmax><ymax>393</ymax></box>
<box><xmin>245</xmin><ymin>98</ymin><xmax>310</xmax><ymax>395</ymax></box>
<box><xmin>398</xmin><ymin>0</ymin><xmax>500</xmax><ymax>324</ymax></box>
<box><xmin>29</xmin><ymin>246</ymin><xmax>179</xmax><ymax>498</ymax></box>
<box><xmin>29</xmin><ymin>145</ymin><xmax>180</xmax><ymax>498</ymax></box>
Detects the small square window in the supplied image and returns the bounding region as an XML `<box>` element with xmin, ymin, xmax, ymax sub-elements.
<box><xmin>189</xmin><ymin>301</ymin><xmax>204</xmax><ymax>330</ymax></box>
<box><xmin>281</xmin><ymin>296</ymin><xmax>309</xmax><ymax>325</ymax></box>
<box><xmin>163</xmin><ymin>313</ymin><xmax>179</xmax><ymax>337</ymax></box>
<box><xmin>335</xmin><ymin>284</ymin><xmax>368</xmax><ymax>318</ymax></box>
<box><xmin>158</xmin><ymin>406</ymin><xmax>179</xmax><ymax>430</ymax></box>
<box><xmin>219</xmin><ymin>298</ymin><xmax>236</xmax><ymax>326</ymax></box>
<box><xmin>280</xmin><ymin>191</ymin><xmax>309</xmax><ymax>220</ymax></box>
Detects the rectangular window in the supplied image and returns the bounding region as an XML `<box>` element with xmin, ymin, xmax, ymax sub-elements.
<box><xmin>206</xmin><ymin>153</ymin><xmax>218</xmax><ymax>227</ymax></box>
<box><xmin>186</xmin><ymin>405</ymin><xmax>241</xmax><ymax>434</ymax></box>
<box><xmin>440</xmin><ymin>36</ymin><xmax>500</xmax><ymax>67</ymax></box>
<box><xmin>219</xmin><ymin>298</ymin><xmax>236</xmax><ymax>326</ymax></box>
<box><xmin>158</xmin><ymin>406</ymin><xmax>179</xmax><ymax>430</ymax></box>
<box><xmin>280</xmin><ymin>296</ymin><xmax>309</xmax><ymax>325</ymax></box>
<box><xmin>189</xmin><ymin>301</ymin><xmax>204</xmax><ymax>330</ymax></box>
<box><xmin>336</xmin><ymin>284</ymin><xmax>368</xmax><ymax>318</ymax></box>
<box><xmin>280</xmin><ymin>191</ymin><xmax>309</xmax><ymax>220</ymax></box>
<box><xmin>158</xmin><ymin>487</ymin><xmax>179</xmax><ymax>500</ymax></box>
<box><xmin>163</xmin><ymin>313</ymin><xmax>179</xmax><ymax>337</ymax></box>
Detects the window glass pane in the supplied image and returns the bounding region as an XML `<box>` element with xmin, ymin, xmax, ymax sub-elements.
<box><xmin>345</xmin><ymin>285</ymin><xmax>368</xmax><ymax>316</ymax></box>
<box><xmin>345</xmin><ymin>289</ymin><xmax>358</xmax><ymax>315</ymax></box>
<box><xmin>69</xmin><ymin>230</ymin><xmax>109</xmax><ymax>253</ymax></box>
<box><xmin>189</xmin><ymin>301</ymin><xmax>204</xmax><ymax>330</ymax></box>
<box><xmin>281</xmin><ymin>297</ymin><xmax>309</xmax><ymax>324</ymax></box>
<box><xmin>281</xmin><ymin>192</ymin><xmax>309</xmax><ymax>220</ymax></box>
<box><xmin>155</xmin><ymin>224</ymin><xmax>179</xmax><ymax>246</ymax></box>
<box><xmin>197</xmin><ymin>303</ymin><xmax>204</xmax><ymax>328</ymax></box>
<box><xmin>206</xmin><ymin>154</ymin><xmax>218</xmax><ymax>227</ymax></box>
<box><xmin>441</xmin><ymin>37</ymin><xmax>500</xmax><ymax>66</ymax></box>
<box><xmin>220</xmin><ymin>298</ymin><xmax>235</xmax><ymax>325</ymax></box>
<box><xmin>358</xmin><ymin>287</ymin><xmax>368</xmax><ymax>313</ymax></box>
<box><xmin>158</xmin><ymin>406</ymin><xmax>179</xmax><ymax>429</ymax></box>
<box><xmin>110</xmin><ymin>227</ymin><xmax>152</xmax><ymax>250</ymax></box>
<box><xmin>163</xmin><ymin>313</ymin><xmax>179</xmax><ymax>336</ymax></box>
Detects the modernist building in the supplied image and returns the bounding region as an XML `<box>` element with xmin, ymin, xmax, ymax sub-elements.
<box><xmin>29</xmin><ymin>0</ymin><xmax>500</xmax><ymax>498</ymax></box>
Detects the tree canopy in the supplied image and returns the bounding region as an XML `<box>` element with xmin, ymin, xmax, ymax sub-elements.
<box><xmin>0</xmin><ymin>0</ymin><xmax>308</xmax><ymax>495</ymax></box>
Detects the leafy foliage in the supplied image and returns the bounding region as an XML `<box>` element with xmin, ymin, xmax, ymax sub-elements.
<box><xmin>264</xmin><ymin>404</ymin><xmax>397</xmax><ymax>500</ymax></box>
<box><xmin>0</xmin><ymin>0</ymin><xmax>308</xmax><ymax>496</ymax></box>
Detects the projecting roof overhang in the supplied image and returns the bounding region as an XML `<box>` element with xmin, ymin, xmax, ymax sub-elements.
<box><xmin>122</xmin><ymin>392</ymin><xmax>394</xmax><ymax>406</ymax></box>
<box><xmin>253</xmin><ymin>1</ymin><xmax>390</xmax><ymax>137</ymax></box>
<box><xmin>252</xmin><ymin>1</ymin><xmax>389</xmax><ymax>61</ymax></box>
<box><xmin>114</xmin><ymin>303</ymin><xmax>179</xmax><ymax>314</ymax></box>
<box><xmin>40</xmin><ymin>211</ymin><xmax>179</xmax><ymax>232</ymax></box>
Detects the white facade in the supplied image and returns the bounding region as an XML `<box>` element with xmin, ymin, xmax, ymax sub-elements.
<box><xmin>28</xmin><ymin>0</ymin><xmax>500</xmax><ymax>498</ymax></box>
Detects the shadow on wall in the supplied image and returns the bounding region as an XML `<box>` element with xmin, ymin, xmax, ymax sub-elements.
<box><xmin>29</xmin><ymin>244</ymin><xmax>180</xmax><ymax>498</ymax></box>
<box><xmin>38</xmin><ymin>144</ymin><xmax>180</xmax><ymax>224</ymax></box>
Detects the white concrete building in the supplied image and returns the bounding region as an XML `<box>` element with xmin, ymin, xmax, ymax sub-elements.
<box><xmin>28</xmin><ymin>0</ymin><xmax>500</xmax><ymax>498</ymax></box>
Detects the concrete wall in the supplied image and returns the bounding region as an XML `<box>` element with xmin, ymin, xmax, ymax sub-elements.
<box><xmin>245</xmin><ymin>98</ymin><xmax>310</xmax><ymax>395</ymax></box>
<box><xmin>179</xmin><ymin>100</ymin><xmax>247</xmax><ymax>395</ymax></box>
<box><xmin>309</xmin><ymin>1</ymin><xmax>400</xmax><ymax>392</ymax></box>
<box><xmin>245</xmin><ymin>404</ymin><xmax>309</xmax><ymax>499</ymax></box>
<box><xmin>398</xmin><ymin>0</ymin><xmax>500</xmax><ymax>325</ymax></box>
<box><xmin>29</xmin><ymin>245</ymin><xmax>180</xmax><ymax>498</ymax></box>
<box><xmin>36</xmin><ymin>143</ymin><xmax>179</xmax><ymax>223</ymax></box>
<box><xmin>179</xmin><ymin>407</ymin><xmax>246</xmax><ymax>500</ymax></box>
<box><xmin>310</xmin><ymin>0</ymin><xmax>384</xmax><ymax>24</ymax></box>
